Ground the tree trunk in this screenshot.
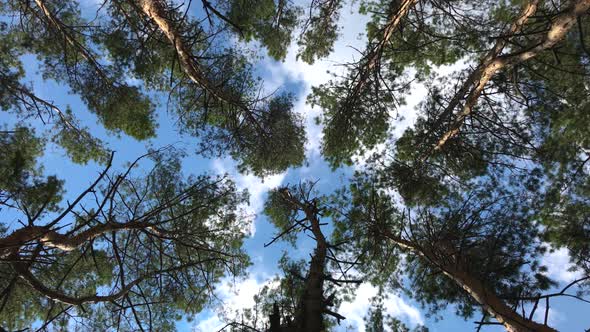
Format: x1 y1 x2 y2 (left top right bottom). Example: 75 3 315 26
295 203 328 332
346 0 418 100
137 0 237 104
135 0 265 131
444 267 556 332
380 229 557 332
428 0 590 156
0 222 153 256
279 191 331 332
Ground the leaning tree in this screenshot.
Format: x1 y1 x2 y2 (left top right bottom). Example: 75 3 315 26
0 136 251 330
308 0 590 330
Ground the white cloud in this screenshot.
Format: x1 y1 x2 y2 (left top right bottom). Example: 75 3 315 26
338 283 423 332
349 78 426 172
531 304 562 328
541 247 582 284
211 158 286 235
252 3 371 156
192 313 224 332
192 277 423 332
193 274 276 332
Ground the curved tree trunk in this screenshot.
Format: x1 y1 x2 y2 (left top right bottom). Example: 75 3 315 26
0 222 154 257
444 267 556 332
135 0 266 133
428 0 590 156
379 229 557 332
345 0 418 102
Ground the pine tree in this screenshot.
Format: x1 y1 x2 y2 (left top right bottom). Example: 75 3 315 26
0 143 250 330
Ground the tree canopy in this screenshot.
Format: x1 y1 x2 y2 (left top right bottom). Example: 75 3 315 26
1 0 590 331
307 0 590 330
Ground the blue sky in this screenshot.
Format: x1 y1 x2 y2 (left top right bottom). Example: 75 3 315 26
3 0 589 331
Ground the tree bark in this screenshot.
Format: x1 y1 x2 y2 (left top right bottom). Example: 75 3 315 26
33 0 109 82
11 255 211 306
443 267 556 332
0 222 152 255
281 192 328 332
135 0 266 132
379 229 557 332
346 0 418 100
427 0 590 156
137 0 241 105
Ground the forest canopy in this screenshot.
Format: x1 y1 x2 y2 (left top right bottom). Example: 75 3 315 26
1 0 589 331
